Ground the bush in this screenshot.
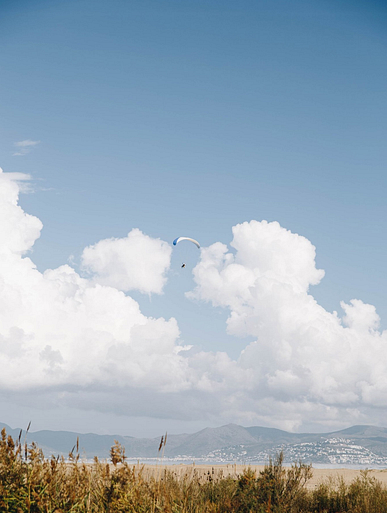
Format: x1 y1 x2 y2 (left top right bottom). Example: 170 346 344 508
230 452 312 512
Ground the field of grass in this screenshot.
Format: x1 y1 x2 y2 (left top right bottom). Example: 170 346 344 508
1 427 387 512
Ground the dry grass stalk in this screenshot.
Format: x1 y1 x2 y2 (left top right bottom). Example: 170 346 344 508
1 429 387 512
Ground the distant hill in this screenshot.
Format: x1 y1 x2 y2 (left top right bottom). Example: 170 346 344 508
2 422 387 465
0 422 134 459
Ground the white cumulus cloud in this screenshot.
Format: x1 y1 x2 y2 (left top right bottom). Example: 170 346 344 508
81 229 171 295
189 220 387 429
1 169 386 432
0 169 195 414
0 169 42 254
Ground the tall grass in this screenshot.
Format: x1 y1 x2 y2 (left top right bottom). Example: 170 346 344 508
1 427 387 512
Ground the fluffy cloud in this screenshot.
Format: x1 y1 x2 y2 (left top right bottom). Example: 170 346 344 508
190 220 387 428
81 229 171 294
0 170 42 254
1 168 386 431
0 170 192 405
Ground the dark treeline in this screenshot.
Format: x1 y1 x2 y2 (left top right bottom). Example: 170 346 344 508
1 428 387 512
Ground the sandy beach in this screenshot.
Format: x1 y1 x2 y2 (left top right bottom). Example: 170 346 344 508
136 464 387 490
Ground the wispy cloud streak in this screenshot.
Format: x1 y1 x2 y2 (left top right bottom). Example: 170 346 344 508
13 140 40 156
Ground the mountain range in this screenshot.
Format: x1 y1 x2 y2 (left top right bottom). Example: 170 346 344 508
2 422 387 466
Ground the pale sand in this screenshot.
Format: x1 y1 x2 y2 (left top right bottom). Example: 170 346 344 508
134 464 387 490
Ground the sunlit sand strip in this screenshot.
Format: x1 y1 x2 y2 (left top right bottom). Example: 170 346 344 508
130 464 387 489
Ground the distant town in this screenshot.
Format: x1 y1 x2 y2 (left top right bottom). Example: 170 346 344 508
3 422 387 467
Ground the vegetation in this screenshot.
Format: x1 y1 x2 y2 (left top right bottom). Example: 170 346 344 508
1 427 387 512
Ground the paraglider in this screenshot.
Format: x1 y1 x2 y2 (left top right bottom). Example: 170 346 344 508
172 237 200 249
173 237 200 269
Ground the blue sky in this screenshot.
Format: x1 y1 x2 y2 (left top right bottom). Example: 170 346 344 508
1 0 387 437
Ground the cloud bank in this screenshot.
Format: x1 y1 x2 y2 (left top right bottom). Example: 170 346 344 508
189 221 387 429
0 168 386 431
0 169 188 400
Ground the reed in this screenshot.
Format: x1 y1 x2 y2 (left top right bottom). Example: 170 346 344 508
1 427 387 512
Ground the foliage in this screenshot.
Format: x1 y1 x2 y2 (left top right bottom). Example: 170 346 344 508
1 428 387 512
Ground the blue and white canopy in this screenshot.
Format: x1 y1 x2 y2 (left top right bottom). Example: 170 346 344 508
173 237 200 249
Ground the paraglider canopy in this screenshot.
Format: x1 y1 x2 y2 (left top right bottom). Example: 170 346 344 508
173 237 200 249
